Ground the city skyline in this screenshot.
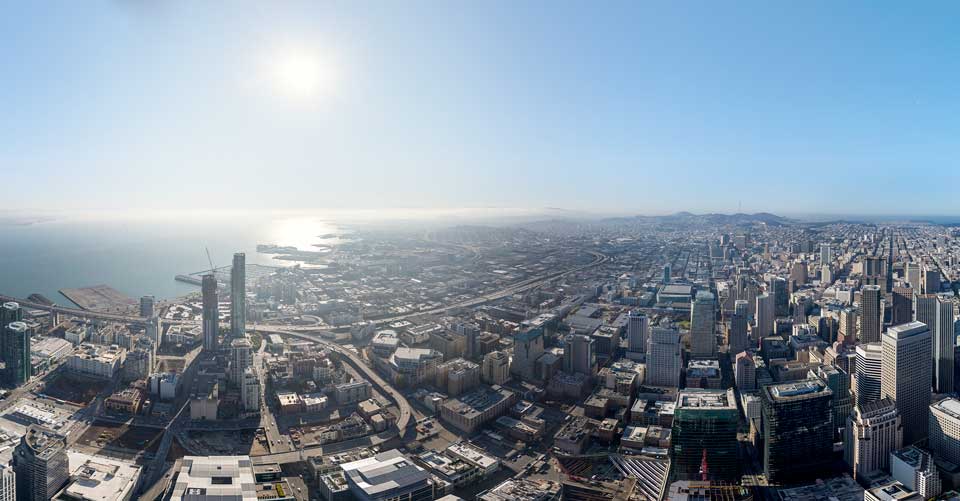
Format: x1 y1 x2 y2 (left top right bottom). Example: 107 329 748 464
4 2 960 214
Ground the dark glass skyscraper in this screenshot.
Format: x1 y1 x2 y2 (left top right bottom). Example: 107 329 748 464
202 274 219 352
0 303 29 387
671 388 739 481
761 379 834 484
230 252 246 339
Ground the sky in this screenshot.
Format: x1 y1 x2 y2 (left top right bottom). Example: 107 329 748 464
2 1 960 216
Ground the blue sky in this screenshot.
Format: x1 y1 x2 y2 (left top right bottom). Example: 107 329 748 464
2 1 959 215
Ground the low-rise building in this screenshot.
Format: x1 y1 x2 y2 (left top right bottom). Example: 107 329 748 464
440 386 516 434
66 344 125 379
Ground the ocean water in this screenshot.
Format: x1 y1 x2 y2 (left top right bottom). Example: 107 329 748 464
0 213 347 304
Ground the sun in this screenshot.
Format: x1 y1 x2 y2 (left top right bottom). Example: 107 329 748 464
271 49 335 99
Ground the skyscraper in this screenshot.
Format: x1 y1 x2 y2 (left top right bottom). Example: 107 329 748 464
855 342 883 407
882 321 932 445
510 328 544 381
201 274 219 352
562 334 596 377
734 351 756 391
860 285 883 343
821 243 832 265
646 326 681 387
0 302 21 331
930 397 960 465
761 379 834 484
230 252 246 339
816 364 853 440
905 262 921 291
139 295 155 318
728 300 749 355
769 277 788 317
230 337 253 385
0 464 14 501
2 321 31 387
923 266 941 295
914 295 955 394
839 307 858 345
845 397 902 482
690 291 716 358
663 265 671 285
671 389 739 481
891 287 913 327
13 426 69 501
755 292 775 341
627 310 649 354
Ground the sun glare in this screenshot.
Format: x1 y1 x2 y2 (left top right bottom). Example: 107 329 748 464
271 49 335 99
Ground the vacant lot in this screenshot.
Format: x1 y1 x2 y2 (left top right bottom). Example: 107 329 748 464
78 421 164 452
41 372 102 405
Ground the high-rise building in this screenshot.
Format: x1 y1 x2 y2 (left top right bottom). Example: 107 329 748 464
646 327 681 387
201 274 219 352
241 367 260 412
923 266 941 295
816 364 853 439
2 321 31 386
0 302 22 330
906 263 922 291
845 397 902 482
510 328 544 381
855 342 883 407
230 252 246 339
627 310 649 354
755 293 775 341
860 285 883 343
882 321 932 445
891 287 913 327
821 243 832 265
792 294 811 326
930 397 960 465
13 426 69 501
481 351 510 385
728 300 749 355
663 265 671 285
769 277 788 317
789 262 808 288
562 334 596 377
690 291 716 358
0 464 14 501
671 389 739 481
890 446 941 500
915 295 955 394
230 337 253 385
821 265 833 285
761 379 834 484
139 295 155 318
734 351 756 392
839 307 858 345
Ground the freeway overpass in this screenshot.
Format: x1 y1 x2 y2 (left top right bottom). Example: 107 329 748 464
0 294 151 326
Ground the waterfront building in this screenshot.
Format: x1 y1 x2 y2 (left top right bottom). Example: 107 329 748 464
2 321 31 386
201 274 219 352
231 252 246 339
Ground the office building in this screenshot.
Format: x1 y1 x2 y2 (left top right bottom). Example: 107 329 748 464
882 321 932 445
860 285 883 343
627 310 649 354
562 334 596 377
914 295 955 394
646 327 681 387
241 367 260 412
821 243 832 265
755 293 775 341
231 252 246 339
845 398 902 481
770 277 788 317
139 295 155 318
761 379 834 484
671 388 739 481
169 456 257 501
855 343 883 406
230 337 253 386
2 321 31 386
340 449 435 501
930 397 960 464
816 364 853 439
923 266 941 295
481 351 510 385
440 386 516 434
839 307 858 345
690 291 716 357
201 274 219 352
906 263 921 291
663 265 671 284
890 446 941 500
13 426 69 501
891 287 913 327
728 300 749 355
0 302 22 330
734 351 756 392
510 328 544 381
0 465 13 501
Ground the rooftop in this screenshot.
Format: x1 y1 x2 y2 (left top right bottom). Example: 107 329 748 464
170 456 257 501
677 388 736 410
341 449 431 498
